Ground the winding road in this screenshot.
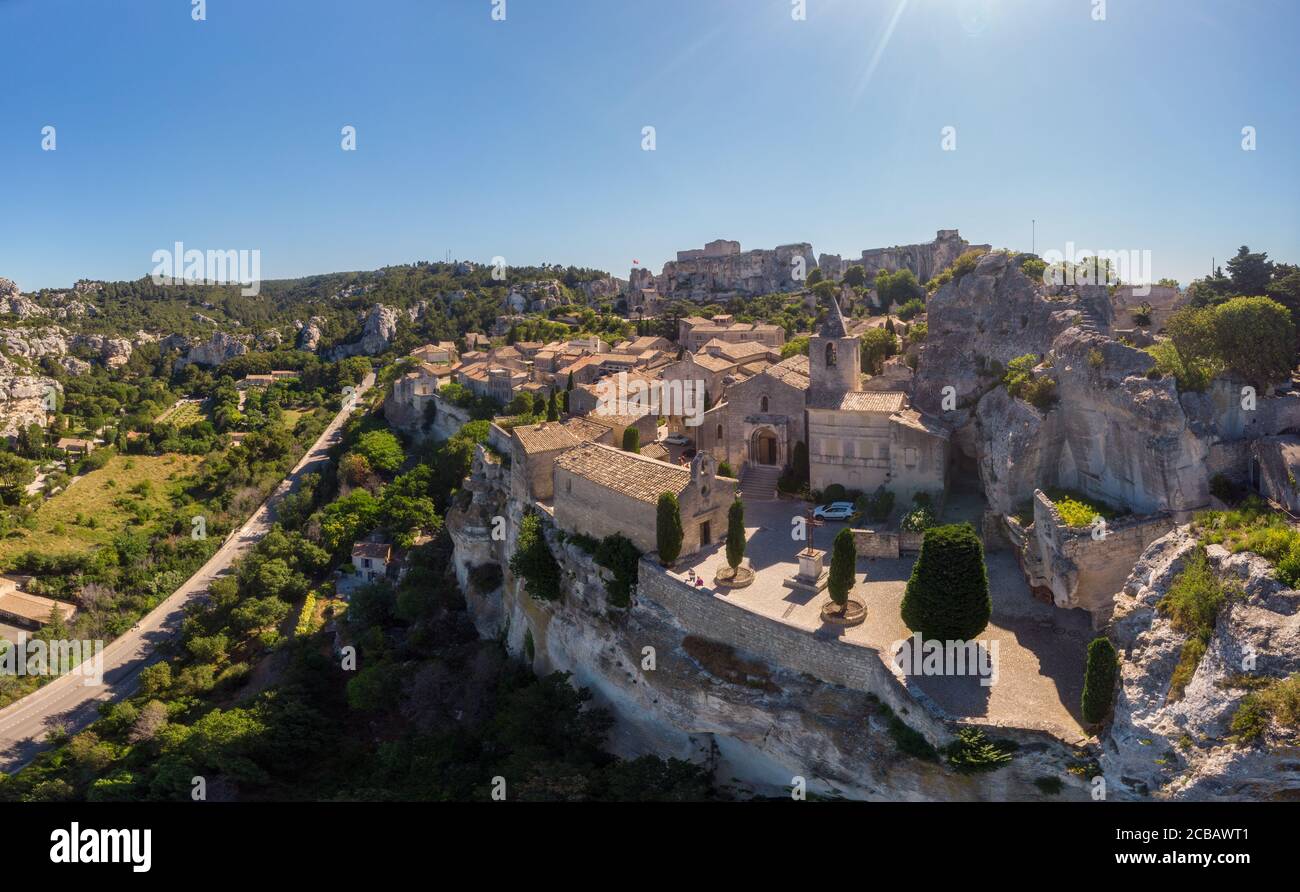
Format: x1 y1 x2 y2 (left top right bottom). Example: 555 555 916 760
0 373 374 774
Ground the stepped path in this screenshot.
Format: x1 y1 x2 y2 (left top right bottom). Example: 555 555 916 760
738 463 782 501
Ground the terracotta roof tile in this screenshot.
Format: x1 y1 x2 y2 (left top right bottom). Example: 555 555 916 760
555 442 690 504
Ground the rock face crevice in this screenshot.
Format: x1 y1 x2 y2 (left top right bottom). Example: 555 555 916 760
1103 528 1300 800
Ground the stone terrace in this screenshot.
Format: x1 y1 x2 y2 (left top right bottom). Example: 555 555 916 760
666 498 1092 743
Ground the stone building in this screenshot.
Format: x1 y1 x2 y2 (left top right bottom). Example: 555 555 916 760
710 354 810 471
509 418 613 502
553 444 735 556
804 299 949 499
818 229 990 285
678 315 786 352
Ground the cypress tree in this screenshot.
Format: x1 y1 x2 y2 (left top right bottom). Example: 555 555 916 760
827 527 857 610
1081 636 1119 725
656 492 683 566
546 391 558 421
900 523 991 641
622 427 640 453
725 498 745 574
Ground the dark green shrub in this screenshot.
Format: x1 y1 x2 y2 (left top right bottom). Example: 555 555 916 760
900 524 990 640
945 728 1017 774
1081 636 1119 725
656 492 683 566
509 513 562 602
725 499 745 574
827 528 856 609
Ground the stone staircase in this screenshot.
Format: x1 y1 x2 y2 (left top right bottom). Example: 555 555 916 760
1075 293 1110 335
738 464 782 501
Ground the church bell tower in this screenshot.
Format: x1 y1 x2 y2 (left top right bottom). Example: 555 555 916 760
809 292 860 406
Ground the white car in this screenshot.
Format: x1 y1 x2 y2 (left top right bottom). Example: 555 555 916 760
813 502 855 521
663 433 691 446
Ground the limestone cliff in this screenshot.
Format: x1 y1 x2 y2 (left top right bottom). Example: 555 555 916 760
914 251 1300 520
1103 528 1300 800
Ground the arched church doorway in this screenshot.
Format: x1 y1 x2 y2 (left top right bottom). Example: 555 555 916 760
751 429 778 466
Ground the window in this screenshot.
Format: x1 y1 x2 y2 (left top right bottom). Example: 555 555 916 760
716 423 723 441
905 447 918 467
761 395 769 413
825 342 837 367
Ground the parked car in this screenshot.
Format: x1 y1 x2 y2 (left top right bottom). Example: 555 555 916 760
663 433 691 446
813 501 855 521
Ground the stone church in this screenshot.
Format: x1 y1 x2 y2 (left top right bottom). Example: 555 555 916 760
714 295 950 504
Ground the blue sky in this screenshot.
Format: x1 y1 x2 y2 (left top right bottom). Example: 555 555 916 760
1 0 1296 291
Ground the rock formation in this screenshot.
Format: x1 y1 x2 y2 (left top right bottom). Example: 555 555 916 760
1103 528 1300 799
0 375 59 439
176 331 249 369
327 304 398 359
295 317 326 352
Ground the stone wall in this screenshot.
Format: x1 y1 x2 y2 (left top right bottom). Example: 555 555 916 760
637 560 951 746
1022 490 1174 628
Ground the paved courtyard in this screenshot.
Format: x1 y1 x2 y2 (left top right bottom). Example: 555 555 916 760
668 497 1092 743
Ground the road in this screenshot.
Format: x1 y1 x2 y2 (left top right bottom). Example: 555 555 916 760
0 373 374 773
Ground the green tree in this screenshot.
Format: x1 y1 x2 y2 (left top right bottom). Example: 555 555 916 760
622 426 640 453
1081 636 1119 725
827 527 857 612
725 498 745 575
843 265 867 289
1226 245 1273 295
900 523 991 641
353 430 405 474
546 391 559 422
656 492 683 566
860 328 898 375
1212 295 1296 386
509 513 562 601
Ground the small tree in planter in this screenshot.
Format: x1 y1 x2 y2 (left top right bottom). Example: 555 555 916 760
827 527 857 614
716 497 753 587
1081 636 1119 725
656 492 683 566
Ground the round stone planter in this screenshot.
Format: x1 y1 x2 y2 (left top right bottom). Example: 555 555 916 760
714 565 755 589
820 598 866 627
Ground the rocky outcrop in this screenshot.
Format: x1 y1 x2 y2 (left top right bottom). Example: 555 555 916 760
59 356 92 376
327 304 398 359
0 279 46 319
176 331 249 369
0 327 69 362
1103 528 1300 800
295 317 325 352
0 375 59 439
256 329 283 351
72 334 134 368
913 251 1294 521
